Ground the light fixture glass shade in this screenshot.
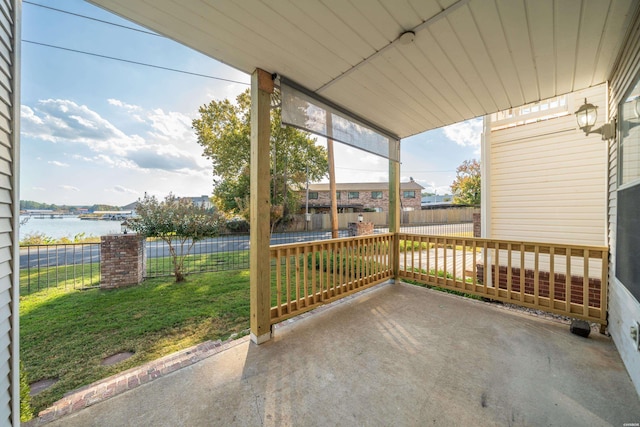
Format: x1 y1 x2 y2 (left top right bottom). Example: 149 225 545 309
635 97 640 119
575 98 598 130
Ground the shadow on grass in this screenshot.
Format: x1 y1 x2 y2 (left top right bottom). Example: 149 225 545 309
20 270 251 415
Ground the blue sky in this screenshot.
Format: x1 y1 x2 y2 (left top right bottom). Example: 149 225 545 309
21 0 481 206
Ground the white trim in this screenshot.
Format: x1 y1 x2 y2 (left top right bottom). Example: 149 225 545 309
10 1 21 424
481 115 490 238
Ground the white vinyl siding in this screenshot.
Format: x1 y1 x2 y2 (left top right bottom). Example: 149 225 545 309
0 0 17 424
607 6 640 398
488 85 608 246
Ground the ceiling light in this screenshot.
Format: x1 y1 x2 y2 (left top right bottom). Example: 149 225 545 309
399 31 415 45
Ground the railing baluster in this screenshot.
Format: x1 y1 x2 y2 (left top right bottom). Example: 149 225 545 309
549 246 555 310
565 249 571 313
583 249 589 317
276 249 282 318
519 245 525 303
506 243 512 300
295 247 300 309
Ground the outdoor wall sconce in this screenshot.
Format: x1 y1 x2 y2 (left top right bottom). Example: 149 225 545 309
121 221 129 234
574 98 616 140
357 213 364 223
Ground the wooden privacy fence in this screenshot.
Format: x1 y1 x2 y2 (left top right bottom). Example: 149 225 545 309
397 234 608 326
270 233 394 324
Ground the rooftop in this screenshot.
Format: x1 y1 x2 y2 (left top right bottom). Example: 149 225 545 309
307 181 425 192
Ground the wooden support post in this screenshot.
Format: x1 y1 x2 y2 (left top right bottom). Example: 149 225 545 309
250 68 273 344
389 139 401 280
327 114 339 239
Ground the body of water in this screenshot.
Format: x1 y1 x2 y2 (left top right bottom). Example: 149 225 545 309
19 216 124 241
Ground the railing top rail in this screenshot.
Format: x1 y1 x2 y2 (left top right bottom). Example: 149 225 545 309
269 232 394 252
20 242 101 248
397 233 609 253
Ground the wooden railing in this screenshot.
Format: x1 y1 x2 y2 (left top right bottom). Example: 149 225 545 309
397 234 608 326
270 233 394 324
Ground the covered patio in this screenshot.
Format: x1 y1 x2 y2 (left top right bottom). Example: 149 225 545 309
45 283 640 426
4 0 640 424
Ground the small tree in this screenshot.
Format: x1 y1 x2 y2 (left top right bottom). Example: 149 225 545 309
127 194 222 282
450 159 481 206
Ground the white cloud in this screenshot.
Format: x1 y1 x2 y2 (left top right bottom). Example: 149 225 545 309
21 99 144 155
48 160 69 167
443 118 483 147
59 185 80 192
31 186 45 191
21 99 211 175
107 98 141 112
147 109 194 141
111 185 137 194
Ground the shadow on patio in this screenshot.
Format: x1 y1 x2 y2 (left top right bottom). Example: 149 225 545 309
43 282 639 426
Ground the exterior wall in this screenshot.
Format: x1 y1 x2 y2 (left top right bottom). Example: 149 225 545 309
0 1 18 424
306 189 420 212
486 84 608 246
607 7 640 397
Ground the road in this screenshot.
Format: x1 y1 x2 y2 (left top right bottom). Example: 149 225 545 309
20 224 471 269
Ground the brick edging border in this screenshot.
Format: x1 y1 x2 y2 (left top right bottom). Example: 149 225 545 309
28 334 251 425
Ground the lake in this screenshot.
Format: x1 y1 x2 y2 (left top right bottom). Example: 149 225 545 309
19 217 124 240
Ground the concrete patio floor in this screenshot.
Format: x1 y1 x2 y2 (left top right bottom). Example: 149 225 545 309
47 282 640 426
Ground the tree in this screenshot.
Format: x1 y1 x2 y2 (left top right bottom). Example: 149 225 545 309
126 193 222 282
192 89 328 222
450 159 481 206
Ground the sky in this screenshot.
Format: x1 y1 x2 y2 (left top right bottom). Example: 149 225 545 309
20 0 481 207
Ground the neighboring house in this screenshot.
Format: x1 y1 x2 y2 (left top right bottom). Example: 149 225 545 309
300 180 424 213
184 195 212 210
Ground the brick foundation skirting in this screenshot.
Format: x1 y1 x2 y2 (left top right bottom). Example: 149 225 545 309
476 264 601 308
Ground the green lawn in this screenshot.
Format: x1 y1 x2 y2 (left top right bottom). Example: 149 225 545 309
20 269 251 415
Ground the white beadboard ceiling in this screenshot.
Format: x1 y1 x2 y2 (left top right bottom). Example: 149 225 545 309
89 0 639 139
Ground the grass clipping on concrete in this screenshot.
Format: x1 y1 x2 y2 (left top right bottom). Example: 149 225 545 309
20 270 251 415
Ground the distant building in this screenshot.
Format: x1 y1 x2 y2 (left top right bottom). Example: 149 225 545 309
299 180 424 213
185 195 212 210
421 194 453 207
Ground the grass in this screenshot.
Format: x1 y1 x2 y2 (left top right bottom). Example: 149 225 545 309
403 267 483 301
145 250 249 276
19 251 250 296
20 269 251 415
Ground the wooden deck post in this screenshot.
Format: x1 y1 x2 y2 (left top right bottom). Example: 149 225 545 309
389 139 401 280
250 68 273 344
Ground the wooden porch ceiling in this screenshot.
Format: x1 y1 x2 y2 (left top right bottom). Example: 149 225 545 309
88 0 639 139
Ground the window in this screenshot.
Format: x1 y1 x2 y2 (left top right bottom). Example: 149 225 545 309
308 192 318 199
619 81 640 186
616 72 640 302
348 192 359 199
336 191 341 199
403 190 416 198
371 191 382 199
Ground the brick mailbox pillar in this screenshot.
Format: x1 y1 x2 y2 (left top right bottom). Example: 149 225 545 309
100 234 146 289
348 222 374 236
473 213 481 238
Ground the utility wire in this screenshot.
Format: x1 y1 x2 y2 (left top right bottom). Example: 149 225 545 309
336 165 452 173
22 40 251 85
24 1 163 37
